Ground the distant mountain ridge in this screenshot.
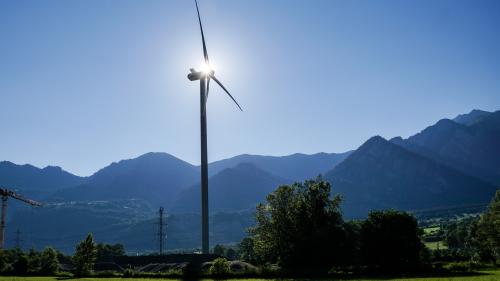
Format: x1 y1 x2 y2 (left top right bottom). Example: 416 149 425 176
325 136 497 217
1 109 498 216
51 152 199 208
391 110 500 185
453 109 491 126
207 152 351 181
0 161 84 199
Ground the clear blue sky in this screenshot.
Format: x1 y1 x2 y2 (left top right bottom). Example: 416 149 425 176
1 0 499 176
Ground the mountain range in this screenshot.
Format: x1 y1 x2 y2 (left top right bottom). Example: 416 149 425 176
326 136 496 217
0 162 84 199
392 110 500 185
50 152 199 208
1 109 498 252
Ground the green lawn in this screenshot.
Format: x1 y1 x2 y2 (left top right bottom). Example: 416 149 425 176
0 271 499 281
424 241 448 250
423 226 441 235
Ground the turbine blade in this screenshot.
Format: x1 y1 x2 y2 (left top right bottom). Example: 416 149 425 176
210 74 243 111
195 0 209 64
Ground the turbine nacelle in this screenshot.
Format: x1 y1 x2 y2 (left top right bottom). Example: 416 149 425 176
187 68 214 81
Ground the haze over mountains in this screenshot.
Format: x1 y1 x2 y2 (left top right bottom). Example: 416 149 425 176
1 109 498 252
208 152 351 180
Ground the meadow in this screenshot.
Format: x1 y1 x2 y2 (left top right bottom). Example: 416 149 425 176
0 271 499 281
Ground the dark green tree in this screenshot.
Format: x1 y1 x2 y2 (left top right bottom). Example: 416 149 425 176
250 178 347 270
40 247 59 275
238 237 255 263
27 248 41 273
13 253 28 275
442 191 500 263
444 217 479 253
225 248 238 260
0 250 6 273
96 243 125 260
360 210 425 272
0 248 21 274
213 244 226 256
73 233 97 276
477 190 500 263
341 220 362 267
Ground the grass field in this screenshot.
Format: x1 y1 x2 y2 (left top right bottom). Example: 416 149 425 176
423 226 441 235
424 241 448 250
0 271 499 281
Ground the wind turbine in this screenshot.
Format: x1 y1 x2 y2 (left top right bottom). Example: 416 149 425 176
187 0 242 254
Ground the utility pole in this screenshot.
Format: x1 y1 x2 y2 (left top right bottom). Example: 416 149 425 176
14 228 22 249
157 207 167 255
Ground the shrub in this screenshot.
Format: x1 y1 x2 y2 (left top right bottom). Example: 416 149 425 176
443 261 479 271
122 268 135 277
259 263 281 277
209 257 231 276
92 270 121 277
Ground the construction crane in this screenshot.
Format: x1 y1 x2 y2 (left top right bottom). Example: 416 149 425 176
0 187 42 249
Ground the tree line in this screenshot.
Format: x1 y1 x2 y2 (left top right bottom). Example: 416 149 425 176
0 237 125 276
0 177 498 276
235 178 500 274
435 190 500 264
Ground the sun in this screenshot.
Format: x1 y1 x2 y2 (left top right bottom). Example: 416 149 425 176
199 62 214 74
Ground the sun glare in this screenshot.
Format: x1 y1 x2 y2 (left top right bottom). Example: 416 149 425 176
199 62 214 74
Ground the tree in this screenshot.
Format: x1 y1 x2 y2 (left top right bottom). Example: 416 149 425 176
0 250 7 273
238 237 255 263
96 243 125 260
477 190 500 263
444 217 480 253
442 191 500 263
360 210 425 272
12 253 28 275
250 178 347 270
341 220 362 267
40 247 59 275
213 244 226 256
225 248 238 260
27 248 41 273
1 248 22 274
73 233 97 276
